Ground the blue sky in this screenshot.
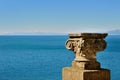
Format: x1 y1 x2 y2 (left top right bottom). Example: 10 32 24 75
0 0 120 34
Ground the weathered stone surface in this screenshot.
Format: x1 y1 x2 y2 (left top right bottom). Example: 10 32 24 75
66 33 107 61
72 61 100 70
63 67 110 80
63 33 110 80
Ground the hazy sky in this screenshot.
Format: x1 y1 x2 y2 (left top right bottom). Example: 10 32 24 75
0 0 120 34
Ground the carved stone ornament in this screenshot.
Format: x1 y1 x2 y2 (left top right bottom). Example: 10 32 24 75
66 33 107 61
63 33 110 80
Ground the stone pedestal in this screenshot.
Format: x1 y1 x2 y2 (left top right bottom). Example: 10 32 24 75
62 33 110 80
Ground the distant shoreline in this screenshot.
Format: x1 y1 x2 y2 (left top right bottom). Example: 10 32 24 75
0 34 120 36
0 34 68 36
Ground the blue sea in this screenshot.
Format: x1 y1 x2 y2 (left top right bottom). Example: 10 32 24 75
0 35 119 80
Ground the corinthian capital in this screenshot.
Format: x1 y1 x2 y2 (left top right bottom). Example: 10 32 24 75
66 33 108 61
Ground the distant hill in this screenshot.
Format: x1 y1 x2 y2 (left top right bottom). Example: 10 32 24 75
2 32 67 36
108 30 120 35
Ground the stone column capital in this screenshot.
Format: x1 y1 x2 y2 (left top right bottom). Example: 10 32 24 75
66 33 108 61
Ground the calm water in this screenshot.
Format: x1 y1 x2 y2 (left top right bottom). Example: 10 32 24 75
0 35 119 80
